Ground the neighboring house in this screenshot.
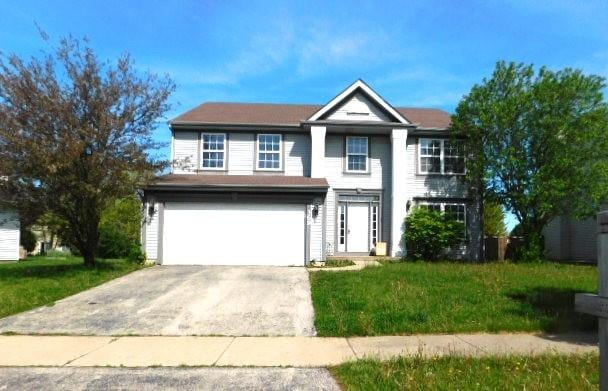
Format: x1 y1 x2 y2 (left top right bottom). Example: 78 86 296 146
544 216 597 262
142 80 480 266
0 210 20 261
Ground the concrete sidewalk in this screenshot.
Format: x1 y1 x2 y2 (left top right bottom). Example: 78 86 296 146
0 333 597 367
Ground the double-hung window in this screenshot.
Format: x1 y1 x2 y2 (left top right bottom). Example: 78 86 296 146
419 138 465 175
257 134 282 170
201 133 226 170
346 136 368 172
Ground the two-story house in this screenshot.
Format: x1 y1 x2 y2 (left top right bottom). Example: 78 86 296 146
142 80 480 265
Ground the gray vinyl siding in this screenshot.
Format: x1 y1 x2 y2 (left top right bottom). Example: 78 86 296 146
324 134 391 254
0 211 20 261
144 202 159 261
544 216 597 261
173 131 310 176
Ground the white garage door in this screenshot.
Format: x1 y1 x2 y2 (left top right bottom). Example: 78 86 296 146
162 202 305 266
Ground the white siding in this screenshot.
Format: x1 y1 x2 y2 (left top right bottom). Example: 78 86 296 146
284 133 311 177
227 132 254 174
0 211 20 261
172 131 198 173
144 202 159 261
309 203 323 261
172 131 311 177
324 135 391 254
326 92 391 122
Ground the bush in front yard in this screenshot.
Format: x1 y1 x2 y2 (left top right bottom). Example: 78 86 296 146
404 207 464 261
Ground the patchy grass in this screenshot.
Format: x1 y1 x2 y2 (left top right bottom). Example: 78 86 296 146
332 354 599 390
324 259 356 268
310 261 597 336
0 256 143 318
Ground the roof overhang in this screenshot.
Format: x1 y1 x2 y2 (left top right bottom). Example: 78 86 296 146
143 174 329 195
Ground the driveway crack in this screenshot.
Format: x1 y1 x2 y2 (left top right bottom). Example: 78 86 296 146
62 337 119 366
212 337 236 366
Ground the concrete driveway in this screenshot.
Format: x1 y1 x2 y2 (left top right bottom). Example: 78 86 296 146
0 266 316 336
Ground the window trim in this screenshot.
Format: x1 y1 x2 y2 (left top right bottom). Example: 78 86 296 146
200 132 227 171
418 138 465 176
256 133 283 171
345 136 370 174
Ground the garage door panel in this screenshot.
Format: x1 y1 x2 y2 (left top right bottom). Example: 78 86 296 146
162 203 305 266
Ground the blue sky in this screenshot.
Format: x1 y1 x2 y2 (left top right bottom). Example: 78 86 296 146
1 0 607 229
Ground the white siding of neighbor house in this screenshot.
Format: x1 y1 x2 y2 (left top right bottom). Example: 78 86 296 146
0 211 20 261
544 216 597 261
324 134 391 255
173 131 311 176
326 92 391 122
144 203 159 261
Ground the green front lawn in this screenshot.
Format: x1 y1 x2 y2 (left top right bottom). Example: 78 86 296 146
310 261 597 336
0 256 143 319
332 354 599 390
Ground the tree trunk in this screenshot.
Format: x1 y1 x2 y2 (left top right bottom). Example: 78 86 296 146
82 247 96 267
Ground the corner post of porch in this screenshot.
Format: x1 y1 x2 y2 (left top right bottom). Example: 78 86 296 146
310 125 326 178
390 128 408 257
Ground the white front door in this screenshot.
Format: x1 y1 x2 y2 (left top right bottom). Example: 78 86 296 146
347 203 370 252
162 202 305 266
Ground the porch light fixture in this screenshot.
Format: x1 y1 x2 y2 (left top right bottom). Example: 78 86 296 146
312 204 319 218
406 200 412 212
148 205 155 217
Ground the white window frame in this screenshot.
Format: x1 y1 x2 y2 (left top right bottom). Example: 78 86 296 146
418 138 465 175
201 133 226 170
345 136 369 173
256 133 282 171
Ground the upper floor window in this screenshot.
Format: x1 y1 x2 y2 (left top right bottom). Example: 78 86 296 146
346 136 368 172
201 133 226 170
257 134 282 170
419 138 465 175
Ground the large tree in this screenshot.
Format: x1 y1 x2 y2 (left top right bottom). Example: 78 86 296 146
0 36 174 265
452 61 608 258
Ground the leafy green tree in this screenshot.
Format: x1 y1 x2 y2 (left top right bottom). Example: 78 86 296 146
405 207 464 261
483 201 507 237
0 35 174 266
452 61 608 259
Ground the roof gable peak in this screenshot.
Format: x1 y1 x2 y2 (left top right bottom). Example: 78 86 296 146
307 79 410 124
